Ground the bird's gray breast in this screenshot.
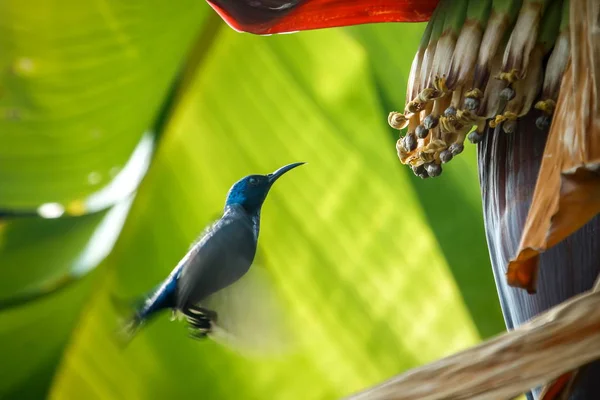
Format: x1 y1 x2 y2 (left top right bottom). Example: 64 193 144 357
175 211 257 309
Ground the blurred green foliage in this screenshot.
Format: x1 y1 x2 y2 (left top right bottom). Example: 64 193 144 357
0 1 504 399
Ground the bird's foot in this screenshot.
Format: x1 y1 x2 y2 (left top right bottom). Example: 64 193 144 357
183 306 218 340
188 306 218 322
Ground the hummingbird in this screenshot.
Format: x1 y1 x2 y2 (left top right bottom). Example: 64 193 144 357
119 162 305 345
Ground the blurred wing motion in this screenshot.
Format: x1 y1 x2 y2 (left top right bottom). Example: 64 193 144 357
197 263 295 357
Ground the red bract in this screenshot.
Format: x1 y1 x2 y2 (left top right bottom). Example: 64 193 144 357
206 0 438 35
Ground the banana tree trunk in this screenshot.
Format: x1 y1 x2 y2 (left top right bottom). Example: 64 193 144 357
478 113 600 399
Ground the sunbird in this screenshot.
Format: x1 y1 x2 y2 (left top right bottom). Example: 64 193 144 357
120 162 304 346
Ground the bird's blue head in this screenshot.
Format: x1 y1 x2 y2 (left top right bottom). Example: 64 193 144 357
225 162 305 213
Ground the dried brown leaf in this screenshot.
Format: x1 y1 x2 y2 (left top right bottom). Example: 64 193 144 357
506 0 600 293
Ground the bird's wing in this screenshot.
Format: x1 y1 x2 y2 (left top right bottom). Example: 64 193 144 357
199 263 295 357
176 214 256 309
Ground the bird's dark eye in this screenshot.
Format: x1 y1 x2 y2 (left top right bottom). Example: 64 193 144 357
248 177 258 185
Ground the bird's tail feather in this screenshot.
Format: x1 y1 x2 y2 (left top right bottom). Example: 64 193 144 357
110 293 146 348
115 314 144 348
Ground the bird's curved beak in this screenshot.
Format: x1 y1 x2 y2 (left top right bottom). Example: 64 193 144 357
268 162 305 184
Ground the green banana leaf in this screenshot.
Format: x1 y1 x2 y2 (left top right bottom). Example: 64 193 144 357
0 2 504 399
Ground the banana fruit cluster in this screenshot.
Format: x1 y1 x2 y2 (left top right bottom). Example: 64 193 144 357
390 0 570 178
